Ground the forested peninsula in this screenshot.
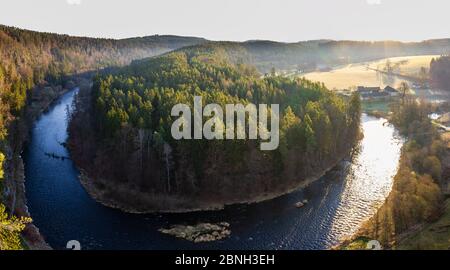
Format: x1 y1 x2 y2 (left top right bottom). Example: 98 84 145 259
68 45 362 212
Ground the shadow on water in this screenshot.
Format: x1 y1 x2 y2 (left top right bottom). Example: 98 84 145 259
24 89 403 250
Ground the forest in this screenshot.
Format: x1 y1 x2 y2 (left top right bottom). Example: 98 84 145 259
68 45 362 212
430 55 450 91
0 25 204 249
0 24 205 138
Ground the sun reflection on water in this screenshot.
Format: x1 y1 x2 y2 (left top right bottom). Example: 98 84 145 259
325 115 403 243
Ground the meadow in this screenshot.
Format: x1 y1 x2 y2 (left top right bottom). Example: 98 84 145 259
299 55 439 90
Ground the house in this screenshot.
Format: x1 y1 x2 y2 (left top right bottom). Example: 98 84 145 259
369 91 389 99
357 86 395 100
384 86 399 97
357 86 382 100
357 86 381 94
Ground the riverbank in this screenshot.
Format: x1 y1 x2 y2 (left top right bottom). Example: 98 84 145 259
395 131 450 249
338 101 449 250
2 76 92 249
77 149 354 214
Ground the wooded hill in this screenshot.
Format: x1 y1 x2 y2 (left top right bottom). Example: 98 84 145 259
68 45 362 212
0 24 205 249
168 39 450 73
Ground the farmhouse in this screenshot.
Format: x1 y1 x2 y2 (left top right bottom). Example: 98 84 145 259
384 86 399 97
357 85 399 100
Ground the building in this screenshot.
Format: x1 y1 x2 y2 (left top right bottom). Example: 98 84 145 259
357 86 398 100
357 86 381 94
383 86 399 97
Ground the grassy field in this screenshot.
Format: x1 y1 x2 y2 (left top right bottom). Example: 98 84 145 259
397 199 450 250
338 236 374 250
340 200 450 250
299 55 439 90
362 100 393 113
367 55 440 75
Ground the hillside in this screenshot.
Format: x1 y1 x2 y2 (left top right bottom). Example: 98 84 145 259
0 24 206 144
0 25 205 249
68 46 362 212
175 39 450 73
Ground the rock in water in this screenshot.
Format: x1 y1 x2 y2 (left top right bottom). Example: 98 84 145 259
295 201 305 208
159 222 231 242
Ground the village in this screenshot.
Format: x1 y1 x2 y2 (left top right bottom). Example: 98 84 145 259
336 85 401 100
355 85 400 100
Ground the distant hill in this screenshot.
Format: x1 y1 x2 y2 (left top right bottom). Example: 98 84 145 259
178 39 450 73
0 24 207 73
2 24 449 147
0 24 206 136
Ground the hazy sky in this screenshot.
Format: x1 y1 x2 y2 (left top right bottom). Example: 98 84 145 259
1 0 449 42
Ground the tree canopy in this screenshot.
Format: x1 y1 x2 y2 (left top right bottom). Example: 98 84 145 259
69 46 362 210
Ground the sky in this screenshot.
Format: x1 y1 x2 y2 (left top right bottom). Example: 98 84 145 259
0 0 449 42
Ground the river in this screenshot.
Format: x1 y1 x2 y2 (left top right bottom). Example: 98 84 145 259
24 88 403 250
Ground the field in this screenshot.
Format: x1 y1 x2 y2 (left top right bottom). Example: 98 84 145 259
397 199 450 250
362 100 393 113
367 55 440 75
298 55 440 90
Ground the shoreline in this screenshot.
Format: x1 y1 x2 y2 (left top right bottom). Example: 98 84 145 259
337 122 449 250
76 149 352 214
3 77 92 250
4 87 72 250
